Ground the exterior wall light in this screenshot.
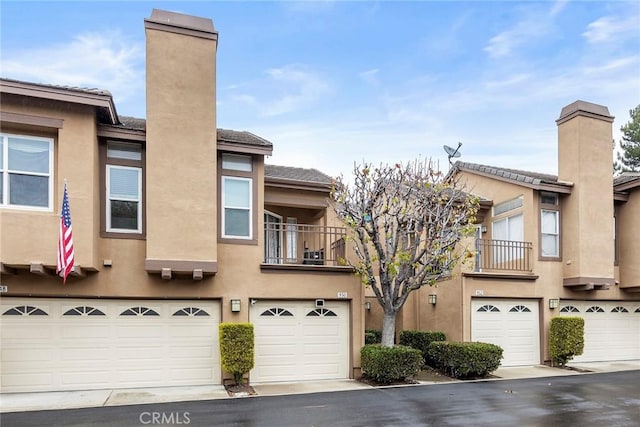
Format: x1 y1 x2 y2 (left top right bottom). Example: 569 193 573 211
549 298 559 309
365 302 371 311
428 294 437 305
230 299 241 313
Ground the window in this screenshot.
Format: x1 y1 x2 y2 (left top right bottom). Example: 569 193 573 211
104 141 143 235
264 212 282 263
541 210 559 257
219 152 256 242
307 308 337 317
0 133 53 209
493 213 523 241
493 196 523 216
222 153 252 172
107 165 142 232
260 307 293 316
222 176 252 239
493 213 524 261
477 304 500 312
540 192 560 258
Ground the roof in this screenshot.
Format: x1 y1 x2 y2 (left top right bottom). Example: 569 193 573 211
1 77 118 124
450 161 573 193
614 172 640 192
265 165 333 186
217 128 273 149
102 117 273 154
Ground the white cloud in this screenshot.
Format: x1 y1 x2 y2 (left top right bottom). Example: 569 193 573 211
549 0 569 18
1 31 144 106
582 15 640 44
484 8 554 58
226 65 331 117
359 68 380 87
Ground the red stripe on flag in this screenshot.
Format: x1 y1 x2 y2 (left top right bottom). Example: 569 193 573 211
56 183 74 283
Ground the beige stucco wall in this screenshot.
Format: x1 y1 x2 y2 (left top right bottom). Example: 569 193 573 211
617 190 640 288
557 113 614 281
145 24 218 263
1 96 101 271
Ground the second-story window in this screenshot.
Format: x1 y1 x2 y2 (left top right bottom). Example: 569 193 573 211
0 133 53 210
492 196 524 262
221 153 253 240
540 192 560 258
105 142 143 234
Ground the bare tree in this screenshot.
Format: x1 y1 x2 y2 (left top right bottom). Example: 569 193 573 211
332 160 479 346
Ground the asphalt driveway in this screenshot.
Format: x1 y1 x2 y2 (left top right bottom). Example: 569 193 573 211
3 371 639 427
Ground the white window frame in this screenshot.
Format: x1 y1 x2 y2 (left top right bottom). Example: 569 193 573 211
264 211 283 264
221 176 253 239
0 133 54 211
106 165 142 233
541 209 560 257
222 153 252 172
492 213 524 262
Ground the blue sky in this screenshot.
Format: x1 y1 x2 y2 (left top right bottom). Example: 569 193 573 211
2 1 639 178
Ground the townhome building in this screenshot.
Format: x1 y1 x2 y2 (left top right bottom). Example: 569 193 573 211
0 9 364 393
366 100 640 367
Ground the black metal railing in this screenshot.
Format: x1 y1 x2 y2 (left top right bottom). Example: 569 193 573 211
475 239 533 272
264 222 346 266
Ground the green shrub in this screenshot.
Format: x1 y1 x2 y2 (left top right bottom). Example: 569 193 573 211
549 316 584 366
429 341 503 379
360 344 422 384
219 323 254 385
399 330 446 366
365 329 382 344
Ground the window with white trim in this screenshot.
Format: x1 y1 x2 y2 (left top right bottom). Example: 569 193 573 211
222 176 252 239
492 213 524 261
105 141 143 234
540 192 560 258
0 133 53 209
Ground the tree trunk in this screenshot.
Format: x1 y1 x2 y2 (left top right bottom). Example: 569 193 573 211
381 311 396 347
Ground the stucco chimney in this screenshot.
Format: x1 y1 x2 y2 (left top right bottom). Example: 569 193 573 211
556 100 615 287
144 10 218 270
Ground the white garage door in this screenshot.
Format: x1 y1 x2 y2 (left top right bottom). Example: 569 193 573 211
0 298 220 393
471 299 540 367
559 301 640 363
250 300 349 383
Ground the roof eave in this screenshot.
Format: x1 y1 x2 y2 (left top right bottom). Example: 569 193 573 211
455 166 573 194
217 140 273 156
265 176 332 192
0 79 118 125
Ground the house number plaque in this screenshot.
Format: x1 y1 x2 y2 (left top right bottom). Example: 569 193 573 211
337 292 348 299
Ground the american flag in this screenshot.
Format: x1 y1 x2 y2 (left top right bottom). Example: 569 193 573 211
56 182 74 283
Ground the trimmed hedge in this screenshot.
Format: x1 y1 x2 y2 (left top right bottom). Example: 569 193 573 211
361 344 423 384
219 323 254 385
429 341 503 379
399 330 446 366
549 316 584 366
365 329 382 344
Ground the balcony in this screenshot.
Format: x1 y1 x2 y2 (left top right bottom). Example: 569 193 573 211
263 222 348 269
474 239 533 273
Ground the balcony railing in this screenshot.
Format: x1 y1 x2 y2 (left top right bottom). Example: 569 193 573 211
475 239 533 272
264 222 347 266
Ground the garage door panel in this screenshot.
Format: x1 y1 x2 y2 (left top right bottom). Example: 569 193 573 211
303 343 340 355
62 371 111 387
2 372 54 388
559 301 640 362
472 299 540 367
0 298 221 392
251 300 349 383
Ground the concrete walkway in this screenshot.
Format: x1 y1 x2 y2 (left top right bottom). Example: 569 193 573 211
2 360 638 413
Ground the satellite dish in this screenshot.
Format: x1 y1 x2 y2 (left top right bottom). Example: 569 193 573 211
443 142 462 165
